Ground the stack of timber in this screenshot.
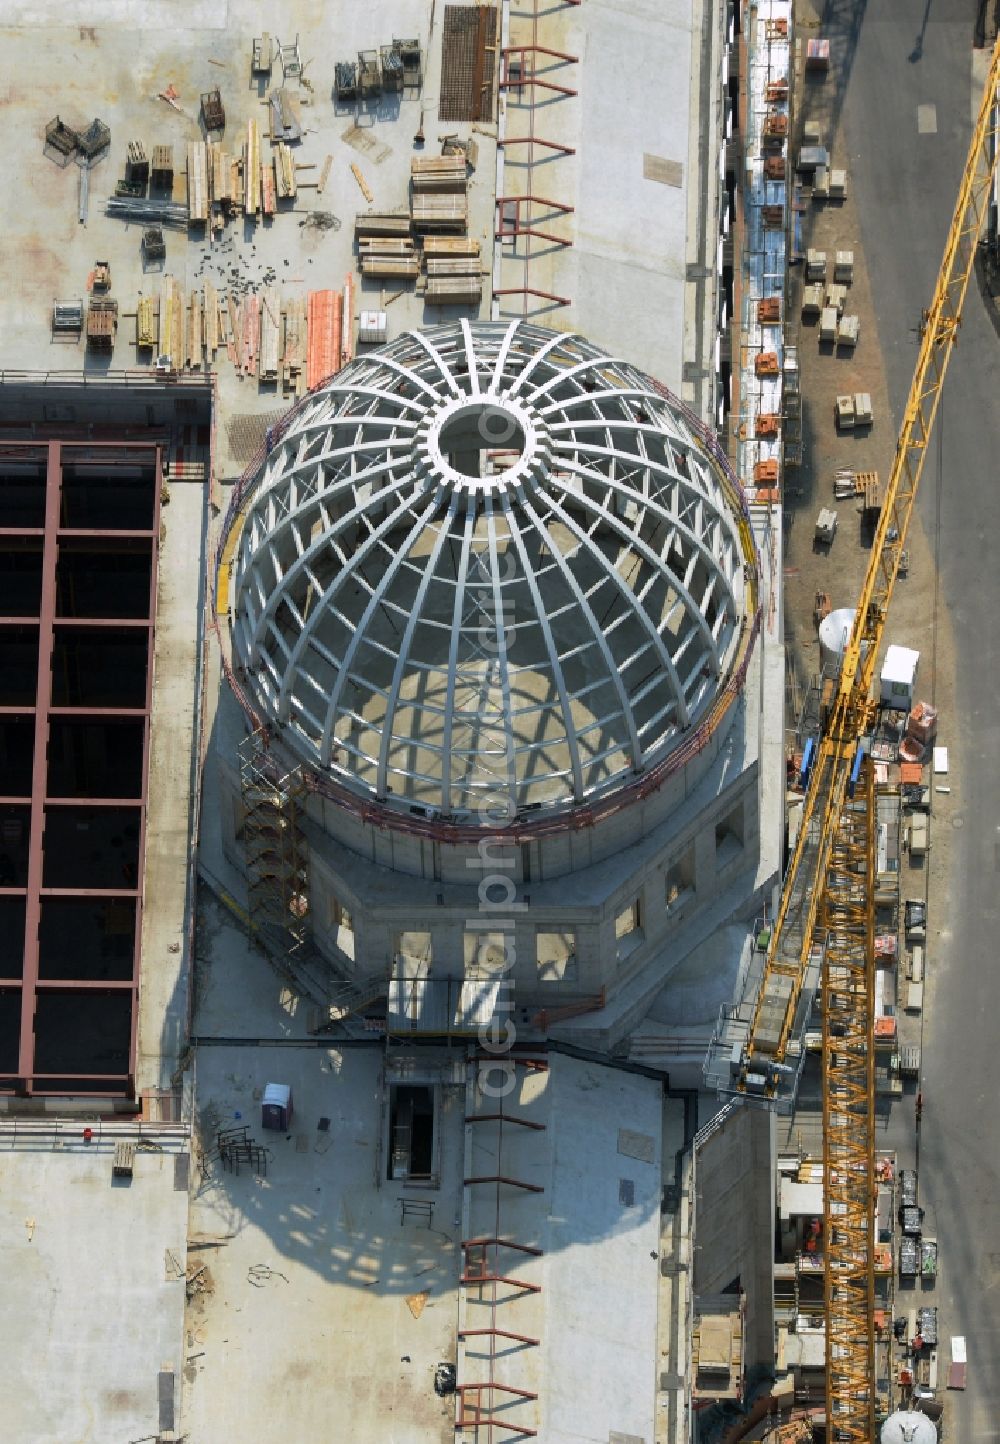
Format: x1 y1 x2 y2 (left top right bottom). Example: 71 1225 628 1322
425 276 482 305
422 236 480 258
411 192 468 232
273 142 297 200
210 143 232 207
136 294 158 349
410 155 468 193
244 120 262 215
282 296 307 393
358 236 419 280
342 273 353 364
260 160 277 217
158 277 185 368
186 141 209 223
241 292 261 376
259 287 281 380
355 210 412 240
204 281 221 359
425 257 481 279
186 289 203 369
361 254 420 279
307 289 342 389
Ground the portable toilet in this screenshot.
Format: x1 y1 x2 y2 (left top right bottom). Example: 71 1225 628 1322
262 1082 293 1131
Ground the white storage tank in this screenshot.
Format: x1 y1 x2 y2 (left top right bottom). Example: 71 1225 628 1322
881 1410 937 1444
819 606 857 671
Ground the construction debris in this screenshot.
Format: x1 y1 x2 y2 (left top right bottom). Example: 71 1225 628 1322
268 88 303 144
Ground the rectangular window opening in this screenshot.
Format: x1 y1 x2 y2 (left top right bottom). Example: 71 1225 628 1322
665 846 696 915
328 891 356 962
537 928 577 983
615 897 644 963
464 929 509 980
715 800 745 869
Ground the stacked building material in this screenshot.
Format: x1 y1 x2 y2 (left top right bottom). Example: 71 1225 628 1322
282 296 307 392
307 290 341 389
360 254 420 279
342 274 354 364
259 287 282 380
425 257 480 279
261 161 277 216
245 120 262 215
136 295 158 348
358 235 419 280
210 143 232 206
410 155 468 193
355 210 413 239
187 141 209 223
411 192 468 232
186 290 203 368
106 196 188 229
425 276 482 305
273 142 297 199
422 236 480 257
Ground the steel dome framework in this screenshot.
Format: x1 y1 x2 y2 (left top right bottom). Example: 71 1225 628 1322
232 320 753 823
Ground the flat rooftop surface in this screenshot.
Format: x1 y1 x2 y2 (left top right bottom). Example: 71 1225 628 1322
0 1134 189 1444
185 1042 463 1443
0 1 497 477
496 0 711 401
460 1053 663 1441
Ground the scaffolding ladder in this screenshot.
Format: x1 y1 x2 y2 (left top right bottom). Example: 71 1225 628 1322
239 728 314 980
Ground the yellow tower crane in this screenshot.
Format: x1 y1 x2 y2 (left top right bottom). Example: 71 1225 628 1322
729 38 1000 1444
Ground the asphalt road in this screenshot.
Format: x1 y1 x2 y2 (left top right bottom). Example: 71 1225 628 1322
833 2 1000 1436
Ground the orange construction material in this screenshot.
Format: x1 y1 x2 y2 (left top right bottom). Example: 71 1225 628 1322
307 290 341 389
899 761 923 785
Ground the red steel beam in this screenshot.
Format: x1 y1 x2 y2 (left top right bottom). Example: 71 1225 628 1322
458 1328 541 1346
17 440 62 1084
464 1175 545 1193
465 1112 546 1129
492 288 572 307
459 1273 543 1291
498 135 576 155
129 441 162 1088
463 1237 544 1256
3 438 161 1095
503 43 578 63
496 193 574 214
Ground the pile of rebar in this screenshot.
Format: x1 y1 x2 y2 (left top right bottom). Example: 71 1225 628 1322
105 196 189 229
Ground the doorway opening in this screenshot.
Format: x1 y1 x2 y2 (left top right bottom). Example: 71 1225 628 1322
388 1083 437 1181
